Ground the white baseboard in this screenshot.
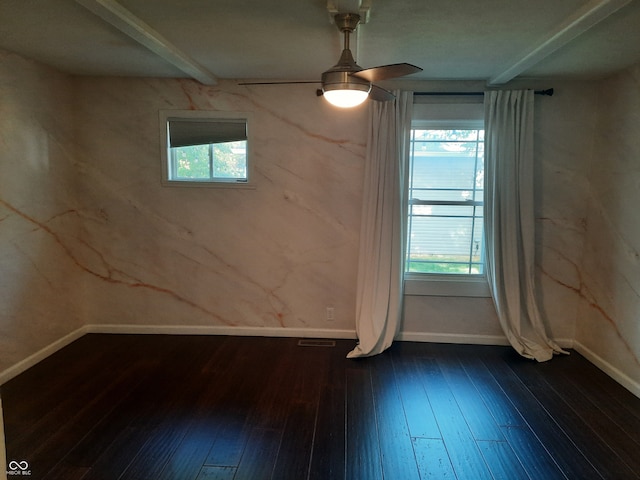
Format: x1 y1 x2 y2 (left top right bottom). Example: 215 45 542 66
555 338 575 349
85 323 359 340
397 331 511 345
573 341 640 399
0 326 89 386
397 332 575 350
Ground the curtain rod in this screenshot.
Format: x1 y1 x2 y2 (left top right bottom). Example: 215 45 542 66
414 88 554 97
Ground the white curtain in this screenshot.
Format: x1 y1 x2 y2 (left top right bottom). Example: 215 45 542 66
347 92 413 358
484 90 567 362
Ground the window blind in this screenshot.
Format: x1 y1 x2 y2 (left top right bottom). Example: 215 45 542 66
168 119 247 148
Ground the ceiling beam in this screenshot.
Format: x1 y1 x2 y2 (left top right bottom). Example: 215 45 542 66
489 0 634 85
75 0 217 85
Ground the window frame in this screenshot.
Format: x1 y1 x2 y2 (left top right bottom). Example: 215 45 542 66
159 110 255 189
405 101 490 297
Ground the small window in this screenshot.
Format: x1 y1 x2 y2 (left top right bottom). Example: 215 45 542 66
160 111 253 187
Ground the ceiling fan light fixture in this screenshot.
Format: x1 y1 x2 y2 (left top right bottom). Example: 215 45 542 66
241 12 421 108
322 82 370 108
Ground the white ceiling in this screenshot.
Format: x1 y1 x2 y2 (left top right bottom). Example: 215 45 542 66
1 0 639 86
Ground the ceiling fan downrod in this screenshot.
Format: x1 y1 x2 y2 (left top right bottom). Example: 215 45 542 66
321 12 370 103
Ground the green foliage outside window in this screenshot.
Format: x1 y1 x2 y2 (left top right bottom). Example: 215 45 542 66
172 141 247 180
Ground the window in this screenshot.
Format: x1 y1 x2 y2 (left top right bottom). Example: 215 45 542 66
406 127 485 274
160 111 253 187
405 101 489 297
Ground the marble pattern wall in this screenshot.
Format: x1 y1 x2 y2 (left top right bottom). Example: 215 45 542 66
71 77 367 333
577 64 640 387
0 51 84 373
534 82 599 342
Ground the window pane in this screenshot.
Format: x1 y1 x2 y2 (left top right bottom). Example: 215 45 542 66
212 141 247 179
172 144 211 179
413 129 479 141
410 155 479 190
408 216 480 255
170 141 248 181
411 204 479 217
407 127 484 275
410 189 482 202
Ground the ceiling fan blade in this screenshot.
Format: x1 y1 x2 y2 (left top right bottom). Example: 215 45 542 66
352 63 423 82
369 84 395 102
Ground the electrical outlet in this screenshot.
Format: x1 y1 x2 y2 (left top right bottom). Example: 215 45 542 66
326 306 335 321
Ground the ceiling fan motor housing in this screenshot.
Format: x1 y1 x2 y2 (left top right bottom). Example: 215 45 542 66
321 69 371 96
322 49 370 93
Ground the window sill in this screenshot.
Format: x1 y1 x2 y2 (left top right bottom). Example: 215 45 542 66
404 274 491 297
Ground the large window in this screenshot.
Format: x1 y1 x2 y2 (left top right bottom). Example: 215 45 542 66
406 127 485 275
404 99 490 297
160 111 253 188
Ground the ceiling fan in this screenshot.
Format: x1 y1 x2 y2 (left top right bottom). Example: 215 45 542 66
242 12 422 108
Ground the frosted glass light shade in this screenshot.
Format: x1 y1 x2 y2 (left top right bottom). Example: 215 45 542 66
323 89 368 107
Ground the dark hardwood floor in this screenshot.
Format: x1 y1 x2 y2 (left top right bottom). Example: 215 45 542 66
2 334 640 479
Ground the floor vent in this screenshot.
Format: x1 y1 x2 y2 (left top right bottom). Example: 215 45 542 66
297 339 336 347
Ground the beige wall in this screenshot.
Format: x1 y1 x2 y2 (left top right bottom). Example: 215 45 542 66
534 81 599 342
576 65 640 388
0 51 84 375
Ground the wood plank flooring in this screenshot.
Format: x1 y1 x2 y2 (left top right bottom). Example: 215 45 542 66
2 334 640 479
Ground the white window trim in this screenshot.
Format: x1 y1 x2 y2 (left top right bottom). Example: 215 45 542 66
159 110 255 189
404 273 491 297
406 101 490 297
